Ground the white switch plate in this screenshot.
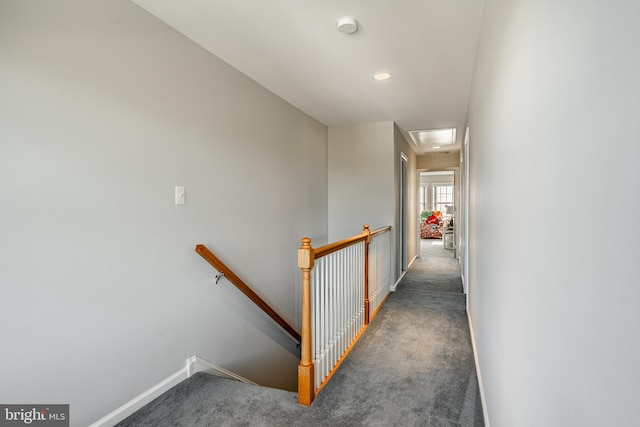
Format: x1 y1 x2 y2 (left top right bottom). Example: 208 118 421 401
175 186 185 205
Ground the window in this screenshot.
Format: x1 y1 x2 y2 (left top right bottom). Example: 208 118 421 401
433 184 453 212
419 185 427 213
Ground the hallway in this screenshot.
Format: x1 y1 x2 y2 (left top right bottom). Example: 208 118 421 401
118 242 483 426
310 239 484 425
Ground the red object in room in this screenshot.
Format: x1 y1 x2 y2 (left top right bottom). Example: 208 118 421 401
426 215 439 225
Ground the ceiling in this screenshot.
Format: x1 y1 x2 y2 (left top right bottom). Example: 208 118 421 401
131 0 485 154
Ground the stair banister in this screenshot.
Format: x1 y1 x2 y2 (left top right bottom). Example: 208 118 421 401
363 224 371 325
195 244 301 344
297 224 392 406
297 238 315 406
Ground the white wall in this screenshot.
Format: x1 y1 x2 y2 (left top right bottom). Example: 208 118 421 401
328 121 410 283
394 125 418 272
328 122 395 240
0 1 327 425
466 1 640 426
419 171 455 213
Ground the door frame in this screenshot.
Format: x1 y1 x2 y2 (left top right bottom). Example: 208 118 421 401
400 152 409 273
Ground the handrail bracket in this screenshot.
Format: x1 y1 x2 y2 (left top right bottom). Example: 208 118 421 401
195 243 302 344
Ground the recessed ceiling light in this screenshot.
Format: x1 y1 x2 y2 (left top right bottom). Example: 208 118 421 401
372 72 391 81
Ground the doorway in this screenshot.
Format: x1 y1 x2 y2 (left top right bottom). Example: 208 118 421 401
419 170 456 259
461 127 470 298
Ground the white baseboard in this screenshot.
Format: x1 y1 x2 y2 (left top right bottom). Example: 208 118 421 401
389 255 418 292
390 254 415 291
89 356 252 427
187 356 256 385
89 366 188 427
390 270 406 291
461 275 469 312
467 316 490 427
407 254 418 268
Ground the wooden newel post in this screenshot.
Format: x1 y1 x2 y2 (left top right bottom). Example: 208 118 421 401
298 237 315 405
363 224 371 325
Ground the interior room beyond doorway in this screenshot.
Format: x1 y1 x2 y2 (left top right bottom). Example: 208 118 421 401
419 170 455 258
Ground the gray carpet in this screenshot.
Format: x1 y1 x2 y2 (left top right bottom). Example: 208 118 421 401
117 248 484 426
420 237 455 260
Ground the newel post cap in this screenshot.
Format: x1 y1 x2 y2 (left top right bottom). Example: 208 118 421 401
298 237 315 269
363 224 371 242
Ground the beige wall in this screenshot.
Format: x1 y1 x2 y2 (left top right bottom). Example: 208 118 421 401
417 151 460 169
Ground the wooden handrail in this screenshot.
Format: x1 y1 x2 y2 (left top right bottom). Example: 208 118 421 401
313 233 367 259
371 225 392 237
363 225 371 326
313 225 391 260
195 244 301 343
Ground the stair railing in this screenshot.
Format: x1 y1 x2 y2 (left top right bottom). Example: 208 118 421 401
297 224 392 405
367 226 393 320
195 244 301 344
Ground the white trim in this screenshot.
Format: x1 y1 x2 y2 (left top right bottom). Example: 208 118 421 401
400 152 409 272
390 267 408 292
407 253 417 269
89 356 254 427
467 315 490 427
462 126 470 301
460 269 469 312
187 355 257 385
391 253 416 291
89 367 188 427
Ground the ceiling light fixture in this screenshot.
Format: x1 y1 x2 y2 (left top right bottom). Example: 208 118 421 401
336 16 358 34
372 72 391 81
408 128 457 149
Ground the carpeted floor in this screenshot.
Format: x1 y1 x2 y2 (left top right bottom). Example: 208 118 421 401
420 237 454 259
117 242 484 426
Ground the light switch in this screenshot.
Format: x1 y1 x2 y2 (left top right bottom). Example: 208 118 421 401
175 186 185 205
